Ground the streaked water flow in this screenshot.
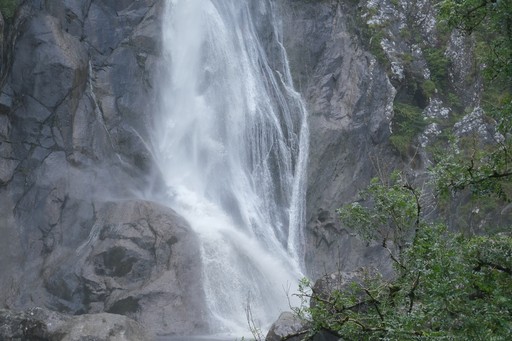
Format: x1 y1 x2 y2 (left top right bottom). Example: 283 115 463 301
155 0 309 334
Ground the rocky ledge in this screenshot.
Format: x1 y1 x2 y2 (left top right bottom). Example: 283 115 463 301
0 307 150 341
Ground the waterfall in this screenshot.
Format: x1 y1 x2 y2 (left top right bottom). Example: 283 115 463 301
155 0 309 335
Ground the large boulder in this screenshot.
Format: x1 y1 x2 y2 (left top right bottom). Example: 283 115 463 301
76 200 208 335
265 311 340 341
15 199 208 336
266 312 309 341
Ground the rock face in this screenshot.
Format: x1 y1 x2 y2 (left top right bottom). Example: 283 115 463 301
0 0 207 335
0 307 151 341
42 200 206 334
278 0 483 280
0 308 49 340
0 0 399 333
279 0 397 279
266 312 309 341
0 0 482 336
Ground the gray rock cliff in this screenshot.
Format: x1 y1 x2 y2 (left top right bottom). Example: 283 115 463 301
279 0 397 279
0 0 402 329
0 0 486 336
0 0 207 335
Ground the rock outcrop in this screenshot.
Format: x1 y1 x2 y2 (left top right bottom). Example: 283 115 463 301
0 0 207 335
280 0 397 279
266 312 309 341
280 0 481 280
0 307 151 341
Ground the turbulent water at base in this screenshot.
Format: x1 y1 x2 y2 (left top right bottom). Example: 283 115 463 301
155 0 309 335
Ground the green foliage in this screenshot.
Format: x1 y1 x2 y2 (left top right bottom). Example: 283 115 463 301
423 47 450 91
389 102 428 156
401 52 414 65
439 0 512 87
432 116 512 203
420 79 436 98
431 0 512 200
404 228 512 340
0 0 18 20
365 25 390 69
353 4 391 71
446 91 461 109
295 176 512 340
291 1 512 340
338 172 420 256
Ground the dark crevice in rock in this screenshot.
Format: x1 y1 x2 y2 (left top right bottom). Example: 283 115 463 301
107 296 140 315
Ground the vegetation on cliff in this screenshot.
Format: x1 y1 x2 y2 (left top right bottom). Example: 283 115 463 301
291 0 512 339
295 172 512 339
0 0 18 20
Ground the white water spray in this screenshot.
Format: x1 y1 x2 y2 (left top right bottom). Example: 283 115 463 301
155 0 309 334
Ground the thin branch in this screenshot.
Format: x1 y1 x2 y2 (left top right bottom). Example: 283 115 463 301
245 292 264 341
344 300 373 312
403 183 421 235
407 273 421 313
298 292 331 306
464 0 490 18
347 318 425 336
303 290 373 313
363 288 384 321
475 260 512 275
451 169 512 190
456 0 491 32
346 318 387 333
383 242 407 270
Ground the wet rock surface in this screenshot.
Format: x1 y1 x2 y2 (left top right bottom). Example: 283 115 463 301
0 307 151 341
0 0 399 334
266 312 309 341
0 0 207 335
0 308 50 340
280 0 396 279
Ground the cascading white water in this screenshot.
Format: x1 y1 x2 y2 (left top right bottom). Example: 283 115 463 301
155 0 309 335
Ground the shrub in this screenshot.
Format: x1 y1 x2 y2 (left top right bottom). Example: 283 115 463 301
421 79 436 98
390 102 428 156
0 0 19 20
423 48 450 90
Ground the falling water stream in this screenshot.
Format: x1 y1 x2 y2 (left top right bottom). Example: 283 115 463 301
155 0 309 335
